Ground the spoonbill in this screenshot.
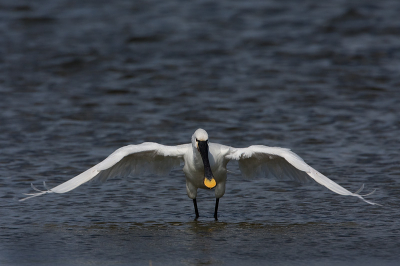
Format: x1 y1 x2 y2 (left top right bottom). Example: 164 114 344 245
21 128 378 219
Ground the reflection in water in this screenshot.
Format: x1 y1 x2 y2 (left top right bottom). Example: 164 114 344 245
25 220 363 266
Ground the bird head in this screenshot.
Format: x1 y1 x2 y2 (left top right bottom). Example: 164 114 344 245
192 129 216 189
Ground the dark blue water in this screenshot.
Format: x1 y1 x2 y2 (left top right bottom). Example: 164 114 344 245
1 0 399 265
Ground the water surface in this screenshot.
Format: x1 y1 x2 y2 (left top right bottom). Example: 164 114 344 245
1 0 399 265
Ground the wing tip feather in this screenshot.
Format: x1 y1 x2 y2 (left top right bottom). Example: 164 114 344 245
351 185 381 206
19 182 53 202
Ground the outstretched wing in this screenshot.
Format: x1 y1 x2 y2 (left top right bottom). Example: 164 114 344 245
20 142 189 201
226 145 378 205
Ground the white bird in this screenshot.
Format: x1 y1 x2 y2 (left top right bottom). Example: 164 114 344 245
21 128 378 219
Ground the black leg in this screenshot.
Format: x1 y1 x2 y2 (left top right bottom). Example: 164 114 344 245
214 198 220 220
193 198 199 220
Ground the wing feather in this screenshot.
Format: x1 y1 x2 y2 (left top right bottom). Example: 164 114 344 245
20 142 189 201
227 145 379 205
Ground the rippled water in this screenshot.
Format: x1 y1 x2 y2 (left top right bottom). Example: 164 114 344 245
1 0 400 265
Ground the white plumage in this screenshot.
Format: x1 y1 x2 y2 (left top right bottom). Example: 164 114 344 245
21 128 378 219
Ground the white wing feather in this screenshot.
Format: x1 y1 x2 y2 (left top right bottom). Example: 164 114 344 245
227 145 378 205
20 142 189 201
